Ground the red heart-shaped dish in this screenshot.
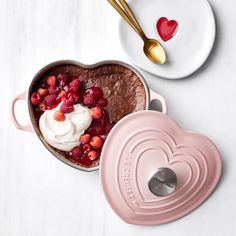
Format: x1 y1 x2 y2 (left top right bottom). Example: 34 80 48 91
100 111 221 225
157 17 179 42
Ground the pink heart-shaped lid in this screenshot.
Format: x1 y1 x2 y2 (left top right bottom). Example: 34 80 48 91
100 111 221 225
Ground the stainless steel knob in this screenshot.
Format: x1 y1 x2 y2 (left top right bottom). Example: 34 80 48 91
148 168 177 197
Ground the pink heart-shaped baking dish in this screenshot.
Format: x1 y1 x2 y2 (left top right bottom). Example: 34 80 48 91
100 111 221 225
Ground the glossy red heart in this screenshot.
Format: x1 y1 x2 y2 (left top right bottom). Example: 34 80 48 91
157 17 179 42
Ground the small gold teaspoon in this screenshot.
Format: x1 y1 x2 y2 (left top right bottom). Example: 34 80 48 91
108 0 166 65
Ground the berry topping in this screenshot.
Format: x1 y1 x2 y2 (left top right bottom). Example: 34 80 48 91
46 75 57 87
54 110 66 122
90 107 102 119
31 92 41 105
39 102 46 111
37 88 48 97
35 108 44 116
87 117 106 136
57 73 71 86
44 94 57 107
70 146 83 161
48 86 60 95
68 145 93 166
57 90 67 101
85 87 103 100
83 143 92 152
60 101 74 114
90 136 104 149
83 94 96 106
88 150 98 161
78 155 93 166
69 78 82 92
33 71 115 167
63 85 69 92
41 82 48 89
67 91 81 104
87 123 103 136
97 98 108 107
65 97 75 106
105 122 115 133
80 134 91 144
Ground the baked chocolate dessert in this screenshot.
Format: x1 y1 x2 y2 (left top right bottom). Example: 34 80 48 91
40 64 147 122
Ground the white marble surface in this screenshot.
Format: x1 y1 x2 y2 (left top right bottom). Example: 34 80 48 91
1 0 236 235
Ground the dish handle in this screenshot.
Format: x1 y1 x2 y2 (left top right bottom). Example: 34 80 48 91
149 89 168 114
11 91 34 132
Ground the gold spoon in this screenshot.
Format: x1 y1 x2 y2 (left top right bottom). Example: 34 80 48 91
108 0 166 65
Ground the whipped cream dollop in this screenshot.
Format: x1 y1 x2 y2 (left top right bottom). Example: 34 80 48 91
39 103 92 151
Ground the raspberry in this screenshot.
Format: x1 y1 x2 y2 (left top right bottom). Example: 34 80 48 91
67 91 81 104
83 144 92 152
83 94 96 106
73 94 82 104
87 119 105 136
57 73 71 86
65 96 75 106
46 75 57 87
44 94 57 107
71 146 83 161
80 134 91 144
88 151 98 161
60 101 74 114
54 110 66 121
90 136 104 149
85 87 103 100
57 90 67 101
37 88 48 97
90 107 102 119
97 98 108 107
78 155 93 166
48 86 60 95
31 92 41 105
69 78 82 92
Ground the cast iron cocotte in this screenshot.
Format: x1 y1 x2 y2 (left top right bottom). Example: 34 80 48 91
11 60 167 171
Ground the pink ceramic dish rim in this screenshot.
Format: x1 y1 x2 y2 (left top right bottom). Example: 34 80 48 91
11 60 168 171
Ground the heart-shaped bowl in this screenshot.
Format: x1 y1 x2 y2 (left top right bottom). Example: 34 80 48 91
11 60 167 171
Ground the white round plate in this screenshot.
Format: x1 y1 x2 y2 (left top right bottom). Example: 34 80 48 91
119 0 216 79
